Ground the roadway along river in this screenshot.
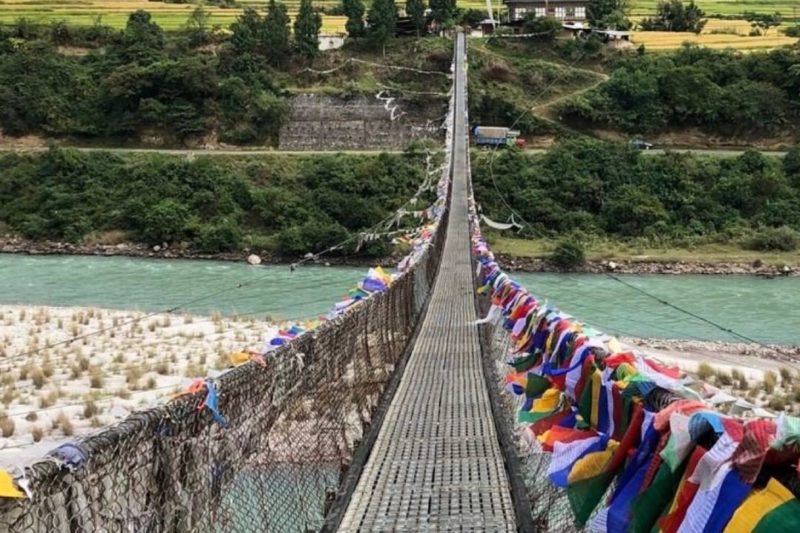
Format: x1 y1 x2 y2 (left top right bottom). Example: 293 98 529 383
1 255 798 344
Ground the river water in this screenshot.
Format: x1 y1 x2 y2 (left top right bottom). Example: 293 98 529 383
1 255 798 344
0 255 364 321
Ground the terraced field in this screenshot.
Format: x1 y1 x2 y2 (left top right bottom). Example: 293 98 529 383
631 18 799 51
0 0 796 39
0 0 347 31
630 0 799 18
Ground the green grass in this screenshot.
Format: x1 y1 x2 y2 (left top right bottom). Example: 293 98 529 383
490 235 800 266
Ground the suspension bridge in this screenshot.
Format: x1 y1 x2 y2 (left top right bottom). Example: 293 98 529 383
3 31 799 533
0 32 529 533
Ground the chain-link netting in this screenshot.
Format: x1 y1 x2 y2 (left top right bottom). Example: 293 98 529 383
0 202 447 533
475 294 578 532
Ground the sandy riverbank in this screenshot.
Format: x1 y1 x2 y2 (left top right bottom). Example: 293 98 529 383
0 304 281 468
2 304 798 469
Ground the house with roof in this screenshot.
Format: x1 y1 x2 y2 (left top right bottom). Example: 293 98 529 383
503 0 589 23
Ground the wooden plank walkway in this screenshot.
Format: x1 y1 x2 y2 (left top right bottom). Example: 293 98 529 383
337 34 516 532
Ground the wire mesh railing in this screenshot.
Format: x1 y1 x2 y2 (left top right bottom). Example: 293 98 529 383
1 220 448 533
0 68 456 533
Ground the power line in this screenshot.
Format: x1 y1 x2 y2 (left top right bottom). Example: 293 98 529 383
474 41 597 233
603 272 798 359
3 149 443 363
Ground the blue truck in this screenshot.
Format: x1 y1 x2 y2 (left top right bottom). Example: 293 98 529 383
472 126 524 148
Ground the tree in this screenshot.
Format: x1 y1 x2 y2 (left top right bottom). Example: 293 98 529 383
264 0 291 66
743 11 782 36
587 0 631 29
367 0 396 54
523 15 562 41
406 0 426 36
185 4 211 44
343 0 366 38
784 145 800 187
293 0 322 60
120 10 164 64
639 0 706 33
429 0 454 27
457 8 484 28
230 7 262 55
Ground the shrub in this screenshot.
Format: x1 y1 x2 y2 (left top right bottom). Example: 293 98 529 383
482 62 514 83
697 362 715 381
83 400 100 419
89 366 104 389
30 366 46 389
31 425 43 442
277 221 349 257
549 238 586 270
0 414 14 437
55 411 74 436
716 371 732 386
745 227 799 252
523 15 563 41
141 200 190 245
768 396 786 411
192 220 242 253
764 371 777 394
780 367 793 385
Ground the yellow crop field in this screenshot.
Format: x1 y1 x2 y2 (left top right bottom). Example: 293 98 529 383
0 0 348 32
0 0 797 39
632 18 799 51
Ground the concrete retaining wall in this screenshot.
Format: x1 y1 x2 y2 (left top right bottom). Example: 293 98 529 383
279 94 443 150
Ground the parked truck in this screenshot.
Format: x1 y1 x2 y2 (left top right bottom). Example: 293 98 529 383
472 126 525 148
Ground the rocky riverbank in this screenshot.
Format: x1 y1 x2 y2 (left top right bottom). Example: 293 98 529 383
622 337 800 365
0 237 397 268
496 253 799 277
2 237 799 277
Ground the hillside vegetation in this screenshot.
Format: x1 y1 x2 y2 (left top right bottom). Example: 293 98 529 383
472 140 800 255
468 39 607 138
0 147 436 257
0 15 450 147
559 44 800 142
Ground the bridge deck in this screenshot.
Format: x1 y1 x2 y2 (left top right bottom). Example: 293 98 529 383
338 35 516 532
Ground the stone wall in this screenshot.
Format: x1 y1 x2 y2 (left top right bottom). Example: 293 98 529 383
278 94 443 151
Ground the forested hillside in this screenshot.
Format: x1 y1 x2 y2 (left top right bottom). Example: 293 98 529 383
559 44 800 141
0 13 450 146
472 140 800 252
0 146 436 256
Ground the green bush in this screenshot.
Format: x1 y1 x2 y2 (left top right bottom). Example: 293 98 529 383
549 238 585 270
745 227 799 252
141 200 190 245
192 220 242 253
277 220 349 256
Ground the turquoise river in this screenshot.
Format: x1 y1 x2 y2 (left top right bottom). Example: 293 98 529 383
0 255 798 344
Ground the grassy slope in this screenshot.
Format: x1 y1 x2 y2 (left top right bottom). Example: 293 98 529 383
279 37 452 99
491 235 800 266
467 39 607 138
